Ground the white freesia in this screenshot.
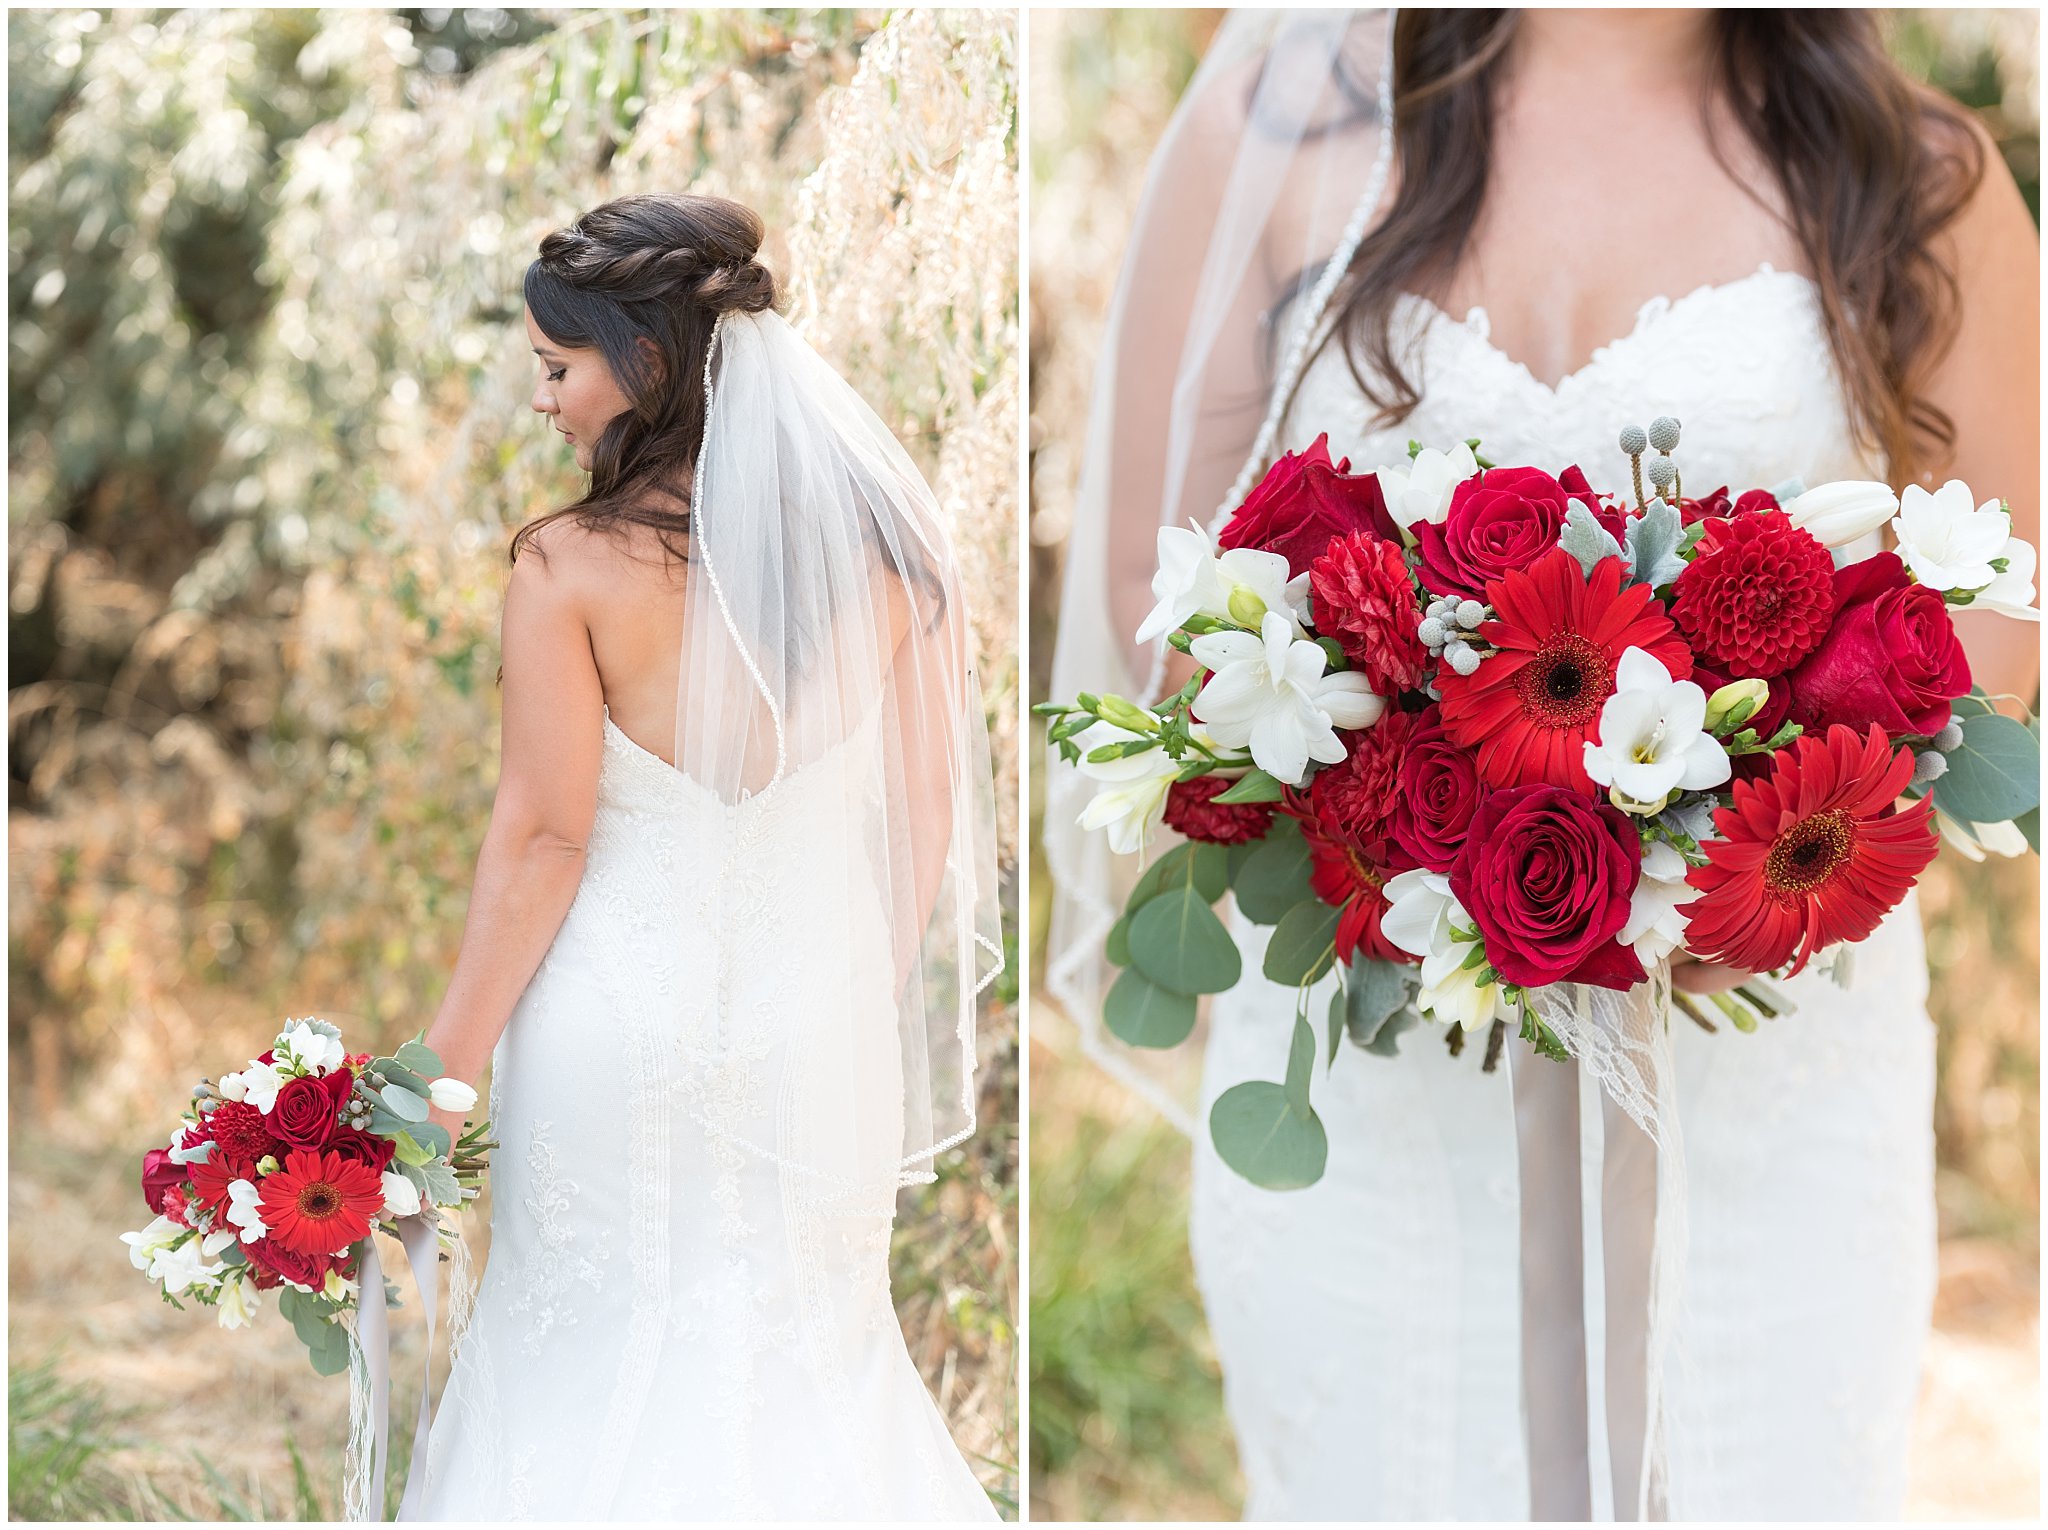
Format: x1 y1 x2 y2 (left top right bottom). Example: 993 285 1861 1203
1190 611 1383 786
1934 807 2030 862
278 1020 346 1076
1622 839 1694 963
381 1169 423 1218
1380 868 1506 1031
224 1178 269 1244
1377 441 1479 536
215 1271 259 1330
1073 720 1184 855
148 1235 225 1296
427 1077 478 1113
1582 647 1731 813
120 1214 183 1272
1133 519 1310 645
323 1265 359 1301
1781 479 1899 548
1891 480 2009 588
231 1062 284 1114
1974 534 2042 621
216 1071 248 1103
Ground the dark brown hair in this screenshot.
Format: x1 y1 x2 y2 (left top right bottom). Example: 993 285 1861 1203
1313 9 1987 488
511 192 778 573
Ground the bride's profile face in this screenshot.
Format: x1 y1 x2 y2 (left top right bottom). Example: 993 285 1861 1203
524 305 632 473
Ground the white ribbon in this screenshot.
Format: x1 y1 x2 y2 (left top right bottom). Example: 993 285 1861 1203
343 1215 448 1522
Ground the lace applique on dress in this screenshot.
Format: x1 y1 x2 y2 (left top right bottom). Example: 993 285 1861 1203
504 1120 612 1355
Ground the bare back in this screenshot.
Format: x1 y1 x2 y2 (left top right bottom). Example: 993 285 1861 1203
539 517 690 766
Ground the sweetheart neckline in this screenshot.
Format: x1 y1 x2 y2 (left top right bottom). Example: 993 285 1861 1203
1395 263 1816 399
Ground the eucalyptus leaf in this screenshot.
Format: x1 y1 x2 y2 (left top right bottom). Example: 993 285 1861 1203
369 1107 414 1138
306 1326 353 1378
1934 711 2039 824
378 1084 430 1123
1105 913 1132 968
391 1129 433 1167
1208 1079 1327 1190
2018 806 2040 854
1559 502 1625 577
1233 829 1313 924
1263 900 1341 987
1624 497 1687 588
394 1038 443 1077
376 1061 433 1099
1128 887 1242 996
407 1121 452 1160
1103 968 1200 1049
1282 1013 1315 1110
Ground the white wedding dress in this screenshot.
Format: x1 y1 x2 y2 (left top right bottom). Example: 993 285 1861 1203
412 705 997 1520
1187 267 1938 1519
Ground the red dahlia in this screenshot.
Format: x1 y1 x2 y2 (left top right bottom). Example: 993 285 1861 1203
257 1148 386 1257
205 1100 279 1163
1301 710 1418 866
1162 775 1276 845
1670 510 1835 676
1439 549 1693 796
1309 532 1430 694
1681 723 1938 976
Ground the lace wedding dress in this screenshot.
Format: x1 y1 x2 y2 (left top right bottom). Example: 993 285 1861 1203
1186 267 1938 1520
411 705 997 1520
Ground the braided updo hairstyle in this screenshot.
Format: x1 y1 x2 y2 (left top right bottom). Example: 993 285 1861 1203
510 193 778 572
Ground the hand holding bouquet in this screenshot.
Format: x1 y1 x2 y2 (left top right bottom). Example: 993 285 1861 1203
1045 420 2039 1188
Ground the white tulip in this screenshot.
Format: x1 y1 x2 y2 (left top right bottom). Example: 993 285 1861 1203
224 1178 269 1244
1582 648 1731 813
381 1169 423 1218
1377 442 1480 537
1781 479 1899 548
1190 612 1383 786
1934 807 2030 862
214 1271 259 1330
1892 479 2014 592
278 1021 346 1076
216 1071 248 1103
1621 840 1694 963
1073 720 1185 856
427 1077 478 1113
1133 520 1310 645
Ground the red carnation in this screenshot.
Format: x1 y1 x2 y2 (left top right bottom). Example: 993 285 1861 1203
205 1100 279 1164
1787 550 1971 738
1302 711 1418 868
1670 510 1836 677
1309 531 1430 694
1389 705 1492 873
1678 485 1780 529
257 1149 386 1257
1218 434 1401 576
1439 549 1693 796
1682 724 1938 975
1449 784 1647 990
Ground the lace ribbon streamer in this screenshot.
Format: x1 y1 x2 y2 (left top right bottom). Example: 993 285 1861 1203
342 1215 468 1522
1520 964 1684 1520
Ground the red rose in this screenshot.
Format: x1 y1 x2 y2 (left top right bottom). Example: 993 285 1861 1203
1162 775 1276 845
245 1235 354 1292
1449 784 1646 990
141 1147 186 1216
269 1068 355 1152
1678 485 1780 528
1415 465 1625 602
1217 433 1400 576
1788 551 1971 737
1309 531 1430 694
1388 705 1491 873
325 1125 398 1176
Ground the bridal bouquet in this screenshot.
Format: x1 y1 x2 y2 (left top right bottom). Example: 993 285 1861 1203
1043 419 2040 1187
122 1018 492 1373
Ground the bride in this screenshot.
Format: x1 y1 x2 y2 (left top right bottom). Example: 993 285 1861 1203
1045 9 2037 1519
398 193 1004 1520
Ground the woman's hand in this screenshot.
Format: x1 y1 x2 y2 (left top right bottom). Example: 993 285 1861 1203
1670 951 1752 995
426 1103 470 1149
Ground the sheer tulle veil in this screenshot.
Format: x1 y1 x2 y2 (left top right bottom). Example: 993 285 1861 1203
677 306 1004 1199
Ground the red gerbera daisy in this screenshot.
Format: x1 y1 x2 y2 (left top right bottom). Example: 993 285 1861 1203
1681 723 1938 975
257 1148 386 1257
1162 775 1276 845
1293 809 1411 967
1309 532 1431 694
187 1147 258 1224
1670 509 1836 676
1438 549 1693 796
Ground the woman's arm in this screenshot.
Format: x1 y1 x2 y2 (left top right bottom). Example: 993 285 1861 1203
423 526 604 1139
1918 112 2041 716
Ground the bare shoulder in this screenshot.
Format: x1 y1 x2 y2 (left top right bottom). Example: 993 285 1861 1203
1917 89 2035 254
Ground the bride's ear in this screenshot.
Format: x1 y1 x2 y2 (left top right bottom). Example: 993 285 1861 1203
636 334 668 391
